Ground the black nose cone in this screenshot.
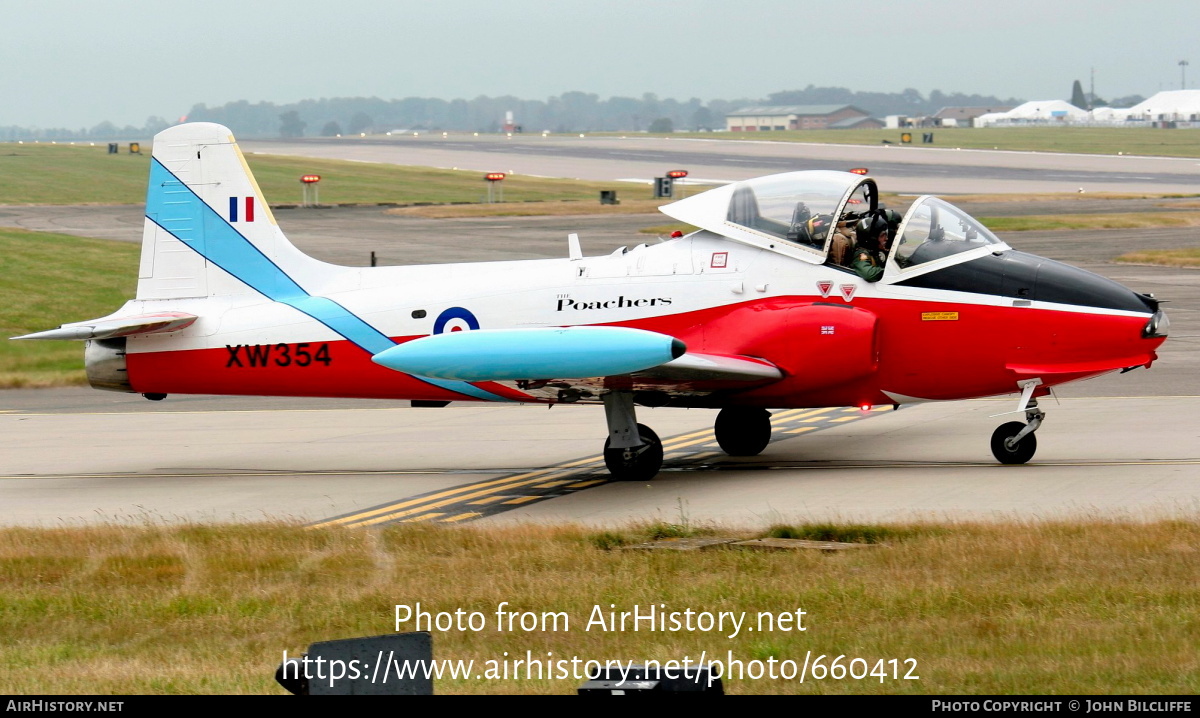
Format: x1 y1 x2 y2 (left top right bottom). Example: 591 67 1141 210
897 251 1159 314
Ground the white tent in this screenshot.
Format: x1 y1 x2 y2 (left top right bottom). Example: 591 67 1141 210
1088 106 1128 122
1124 90 1200 120
974 100 1089 126
973 112 1008 127
1003 100 1089 120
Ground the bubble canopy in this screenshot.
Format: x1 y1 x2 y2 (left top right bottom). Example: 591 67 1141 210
659 171 877 263
659 171 1009 275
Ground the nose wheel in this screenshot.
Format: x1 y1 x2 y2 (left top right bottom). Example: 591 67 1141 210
990 398 1045 465
990 421 1038 464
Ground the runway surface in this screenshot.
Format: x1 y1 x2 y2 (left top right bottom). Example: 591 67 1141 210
3 142 1199 528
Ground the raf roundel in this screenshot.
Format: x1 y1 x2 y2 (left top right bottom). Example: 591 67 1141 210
433 306 480 334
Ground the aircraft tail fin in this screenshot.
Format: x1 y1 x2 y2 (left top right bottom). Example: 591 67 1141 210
137 122 327 300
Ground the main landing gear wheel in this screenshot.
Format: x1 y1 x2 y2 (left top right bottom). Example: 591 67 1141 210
990 421 1038 465
714 407 772 456
603 423 663 482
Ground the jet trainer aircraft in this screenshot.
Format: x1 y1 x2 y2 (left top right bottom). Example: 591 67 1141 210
15 123 1169 480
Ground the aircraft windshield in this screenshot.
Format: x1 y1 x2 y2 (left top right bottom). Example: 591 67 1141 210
892 197 1003 270
724 173 858 249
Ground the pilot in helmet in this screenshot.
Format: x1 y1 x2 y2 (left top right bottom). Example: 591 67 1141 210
852 210 899 282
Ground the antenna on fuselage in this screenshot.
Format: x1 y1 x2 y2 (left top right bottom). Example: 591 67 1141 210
568 233 583 260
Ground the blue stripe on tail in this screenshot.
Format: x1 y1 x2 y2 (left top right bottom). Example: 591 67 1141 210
145 158 508 402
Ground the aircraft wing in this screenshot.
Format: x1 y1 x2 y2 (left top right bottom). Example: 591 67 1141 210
11 312 198 341
629 352 782 383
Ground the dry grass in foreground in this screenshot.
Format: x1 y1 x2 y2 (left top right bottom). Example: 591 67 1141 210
1115 248 1200 268
1 520 1197 695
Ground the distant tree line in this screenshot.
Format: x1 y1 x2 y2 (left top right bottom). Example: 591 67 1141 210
6 85 1125 141
182 86 1030 138
0 116 173 142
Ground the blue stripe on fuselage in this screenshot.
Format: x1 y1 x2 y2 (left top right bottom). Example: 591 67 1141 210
145 158 509 402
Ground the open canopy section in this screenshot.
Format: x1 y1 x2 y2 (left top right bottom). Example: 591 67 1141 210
660 170 875 263
885 196 1008 280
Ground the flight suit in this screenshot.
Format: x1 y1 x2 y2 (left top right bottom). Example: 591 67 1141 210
852 247 886 282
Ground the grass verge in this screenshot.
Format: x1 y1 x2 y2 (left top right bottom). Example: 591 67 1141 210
0 227 138 387
979 212 1200 232
0 520 1197 694
1115 248 1200 268
638 222 698 235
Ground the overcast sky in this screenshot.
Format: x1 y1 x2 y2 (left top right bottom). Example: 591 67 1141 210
4 0 1197 128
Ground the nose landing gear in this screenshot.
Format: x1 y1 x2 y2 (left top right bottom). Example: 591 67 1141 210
990 379 1046 465
991 404 1044 464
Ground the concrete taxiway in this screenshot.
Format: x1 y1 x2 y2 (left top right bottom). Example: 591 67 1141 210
2 389 1198 527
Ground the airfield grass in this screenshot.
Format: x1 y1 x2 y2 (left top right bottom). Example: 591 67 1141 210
0 519 1197 695
979 211 1200 232
0 143 629 206
0 227 138 387
1116 248 1200 268
647 126 1200 158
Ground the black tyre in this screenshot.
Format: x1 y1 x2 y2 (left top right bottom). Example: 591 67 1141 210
603 423 663 481
714 407 772 456
990 421 1037 465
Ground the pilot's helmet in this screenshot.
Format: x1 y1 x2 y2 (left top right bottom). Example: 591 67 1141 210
855 213 889 246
